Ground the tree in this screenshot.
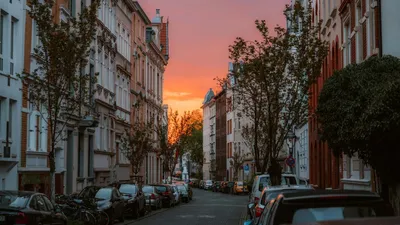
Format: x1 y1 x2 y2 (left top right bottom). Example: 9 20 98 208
226 0 328 184
182 126 203 174
156 109 201 182
19 0 99 202
317 55 400 214
229 151 251 181
120 104 154 184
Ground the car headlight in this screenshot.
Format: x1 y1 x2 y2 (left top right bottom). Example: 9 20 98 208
98 202 112 210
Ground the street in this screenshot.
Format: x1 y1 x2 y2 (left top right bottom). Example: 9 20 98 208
127 189 248 225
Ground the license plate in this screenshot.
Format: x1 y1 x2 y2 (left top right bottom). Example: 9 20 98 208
0 216 5 221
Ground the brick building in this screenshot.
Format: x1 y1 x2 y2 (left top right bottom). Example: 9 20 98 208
309 0 343 190
215 89 227 181
310 0 384 191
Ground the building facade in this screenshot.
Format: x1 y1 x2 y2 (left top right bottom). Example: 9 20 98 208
114 0 134 182
215 89 227 181
226 62 253 182
308 0 343 189
131 4 169 185
0 0 25 190
201 88 215 180
338 0 382 191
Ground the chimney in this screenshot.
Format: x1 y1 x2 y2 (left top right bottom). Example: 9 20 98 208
156 9 160 17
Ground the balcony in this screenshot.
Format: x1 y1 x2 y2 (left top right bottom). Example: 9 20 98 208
0 140 18 172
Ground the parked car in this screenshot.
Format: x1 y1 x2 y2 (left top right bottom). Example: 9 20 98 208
251 185 314 224
0 190 67 225
176 185 190 203
291 216 400 225
116 183 146 218
249 173 298 205
233 181 248 194
77 186 125 224
204 180 213 190
142 185 162 209
183 183 193 200
254 190 394 225
151 184 174 208
170 185 181 205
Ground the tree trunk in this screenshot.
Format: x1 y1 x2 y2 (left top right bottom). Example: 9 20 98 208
267 158 282 186
49 148 56 203
388 183 400 216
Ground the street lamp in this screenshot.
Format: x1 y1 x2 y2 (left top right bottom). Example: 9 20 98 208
285 130 298 174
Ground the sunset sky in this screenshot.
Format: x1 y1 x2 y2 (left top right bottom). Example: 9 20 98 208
140 0 290 114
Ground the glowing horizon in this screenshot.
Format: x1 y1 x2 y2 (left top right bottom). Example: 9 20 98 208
140 0 290 114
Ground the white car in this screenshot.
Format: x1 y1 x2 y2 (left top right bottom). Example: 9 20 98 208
249 173 298 205
204 180 213 190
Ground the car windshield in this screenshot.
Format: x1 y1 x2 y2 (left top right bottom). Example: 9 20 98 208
206 180 212 185
142 186 154 193
154 186 167 192
177 185 187 191
0 192 29 208
119 184 136 195
95 188 112 200
291 207 377 224
265 189 311 202
237 182 243 186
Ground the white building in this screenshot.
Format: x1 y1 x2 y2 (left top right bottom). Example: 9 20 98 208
226 62 253 181
201 88 215 180
114 0 134 182
0 0 25 190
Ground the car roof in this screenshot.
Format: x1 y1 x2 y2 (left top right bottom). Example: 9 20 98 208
279 189 380 201
0 190 37 196
292 216 400 225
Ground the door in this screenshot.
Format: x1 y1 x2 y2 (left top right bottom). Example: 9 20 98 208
31 195 53 225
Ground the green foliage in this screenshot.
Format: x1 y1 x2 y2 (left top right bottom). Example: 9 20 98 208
182 126 203 169
317 55 400 184
220 0 328 176
18 0 100 202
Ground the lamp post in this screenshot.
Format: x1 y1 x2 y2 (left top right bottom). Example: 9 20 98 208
285 130 297 174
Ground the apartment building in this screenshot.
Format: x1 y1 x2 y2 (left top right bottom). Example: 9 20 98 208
131 3 169 184
226 62 252 181
0 0 25 190
201 88 215 180
215 89 227 181
114 0 135 182
308 0 343 189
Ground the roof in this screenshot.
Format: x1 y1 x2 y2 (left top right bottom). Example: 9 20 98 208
202 88 215 104
280 189 380 201
297 217 400 225
133 1 151 25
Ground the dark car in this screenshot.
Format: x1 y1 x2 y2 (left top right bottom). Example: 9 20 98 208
116 183 146 218
0 190 67 225
151 184 174 208
257 190 394 225
142 185 162 209
77 186 125 224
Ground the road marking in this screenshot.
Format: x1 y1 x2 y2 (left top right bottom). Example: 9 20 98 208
181 204 245 207
178 215 216 219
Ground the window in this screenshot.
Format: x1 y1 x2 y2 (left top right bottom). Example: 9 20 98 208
78 133 84 177
8 100 15 139
119 86 123 106
369 4 376 53
103 117 108 150
125 89 129 109
88 135 94 177
356 1 363 63
10 19 15 75
104 55 109 89
343 21 351 66
0 12 4 71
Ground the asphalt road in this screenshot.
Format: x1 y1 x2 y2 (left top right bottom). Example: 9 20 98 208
128 188 248 225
